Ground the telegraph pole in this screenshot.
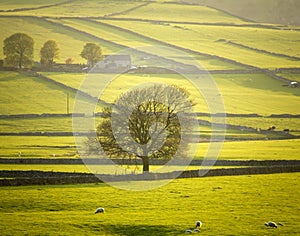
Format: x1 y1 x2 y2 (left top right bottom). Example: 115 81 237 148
66 92 69 114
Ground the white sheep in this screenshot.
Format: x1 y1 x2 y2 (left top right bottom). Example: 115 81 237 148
185 229 192 234
95 207 105 214
264 221 277 228
194 228 200 233
195 221 202 228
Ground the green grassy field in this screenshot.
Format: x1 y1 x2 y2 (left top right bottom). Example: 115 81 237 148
0 71 71 114
42 72 300 115
109 2 248 24
0 117 74 133
185 24 300 59
0 1 299 235
0 164 91 173
0 136 77 157
0 164 248 174
102 20 300 69
0 0 63 11
1 173 299 235
0 0 143 17
2 70 298 159
50 18 244 70
213 74 300 115
1 135 299 160
213 139 300 160
53 18 158 48
2 2 299 70
187 0 300 26
0 71 98 114
225 117 300 135
0 17 119 64
278 73 300 83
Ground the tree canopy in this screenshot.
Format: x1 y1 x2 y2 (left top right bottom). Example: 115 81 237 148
3 33 34 68
87 83 196 172
40 40 59 66
80 43 103 67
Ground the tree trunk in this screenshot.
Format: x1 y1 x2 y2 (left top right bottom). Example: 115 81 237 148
19 53 23 69
142 156 149 172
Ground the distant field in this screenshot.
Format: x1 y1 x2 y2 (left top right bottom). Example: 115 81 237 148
0 173 299 235
0 71 96 114
0 117 74 133
0 135 299 160
1 70 299 159
225 117 300 135
0 136 77 157
102 20 300 69
0 17 119 63
210 139 300 160
187 0 300 26
213 74 300 115
110 2 248 24
42 72 300 115
0 164 91 173
278 73 300 83
185 24 300 59
51 18 243 70
0 0 63 11
53 18 158 48
0 2 299 70
0 0 143 17
0 164 246 174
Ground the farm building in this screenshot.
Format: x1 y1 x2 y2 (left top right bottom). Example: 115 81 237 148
96 55 131 70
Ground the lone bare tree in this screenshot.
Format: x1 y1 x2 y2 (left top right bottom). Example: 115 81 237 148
3 33 34 68
87 83 196 172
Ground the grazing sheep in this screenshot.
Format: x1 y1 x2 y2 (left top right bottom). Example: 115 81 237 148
264 221 277 228
185 229 192 234
95 207 105 214
195 221 202 228
194 228 200 233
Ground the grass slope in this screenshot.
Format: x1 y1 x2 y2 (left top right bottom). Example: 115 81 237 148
0 0 63 11
278 73 300 83
102 20 300 69
41 72 300 115
0 17 119 63
1 135 299 160
110 2 248 24
0 136 77 157
225 117 300 135
0 71 94 114
50 18 245 70
0 0 144 17
183 0 300 26
213 74 300 115
0 173 299 235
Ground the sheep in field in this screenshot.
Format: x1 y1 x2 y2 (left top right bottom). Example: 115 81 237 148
195 221 202 228
95 207 105 214
264 221 277 228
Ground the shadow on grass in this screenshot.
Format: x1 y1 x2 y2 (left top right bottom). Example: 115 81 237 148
97 224 183 236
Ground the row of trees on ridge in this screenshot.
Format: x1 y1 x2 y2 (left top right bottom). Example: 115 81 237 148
2 33 103 68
